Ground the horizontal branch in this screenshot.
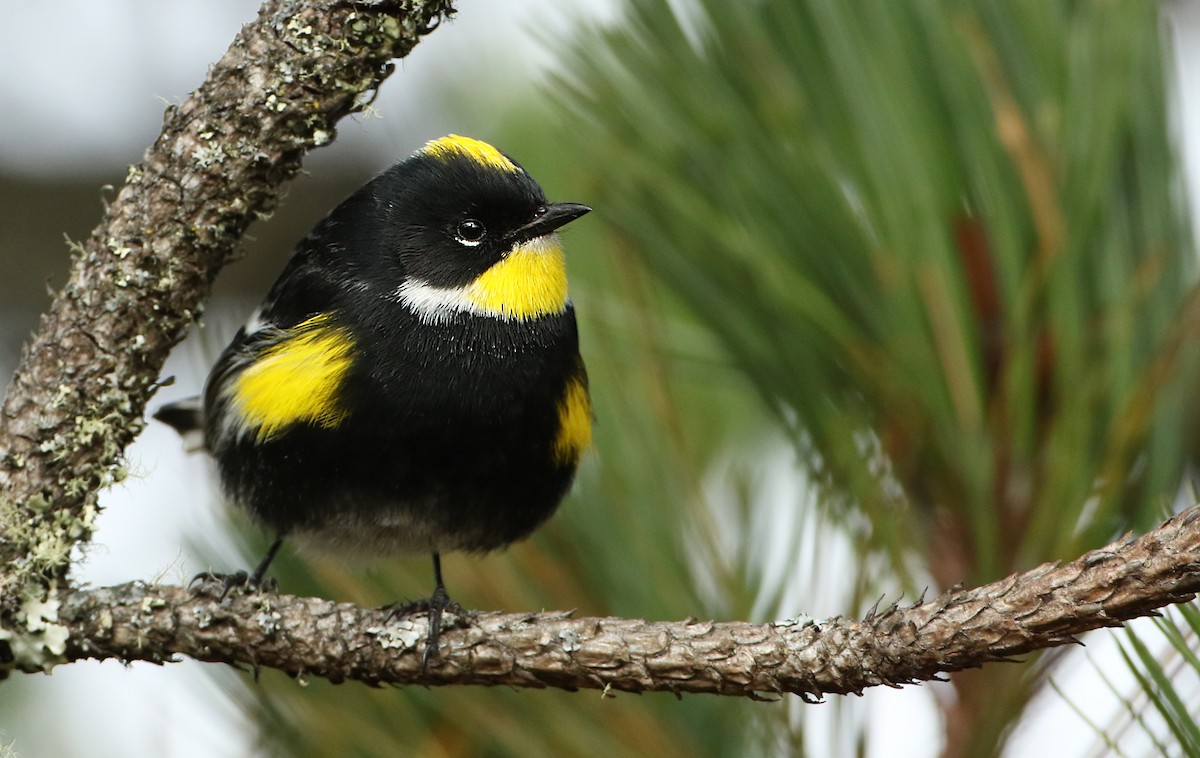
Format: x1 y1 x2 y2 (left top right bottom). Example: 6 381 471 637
29 503 1200 696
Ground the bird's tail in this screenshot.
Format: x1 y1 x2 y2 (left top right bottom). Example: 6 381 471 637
153 397 207 452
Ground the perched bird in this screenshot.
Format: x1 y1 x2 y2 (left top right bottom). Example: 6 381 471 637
155 135 593 661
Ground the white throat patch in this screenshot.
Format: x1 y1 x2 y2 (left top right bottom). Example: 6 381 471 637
394 234 570 324
394 279 490 324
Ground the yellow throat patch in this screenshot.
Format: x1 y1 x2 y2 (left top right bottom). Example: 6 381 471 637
467 236 569 321
419 134 519 173
230 314 354 442
553 373 592 465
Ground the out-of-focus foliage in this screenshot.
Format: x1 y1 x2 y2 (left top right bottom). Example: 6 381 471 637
557 0 1196 585
548 0 1198 755
1057 600 1200 756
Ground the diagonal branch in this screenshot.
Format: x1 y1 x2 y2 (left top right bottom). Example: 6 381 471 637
18 503 1198 696
0 0 452 608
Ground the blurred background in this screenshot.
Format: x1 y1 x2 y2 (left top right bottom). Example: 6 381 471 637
4 0 1200 755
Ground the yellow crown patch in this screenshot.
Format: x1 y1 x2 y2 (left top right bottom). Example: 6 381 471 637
419 135 520 173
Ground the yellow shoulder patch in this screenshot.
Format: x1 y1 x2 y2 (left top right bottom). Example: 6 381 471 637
553 372 592 465
467 236 569 321
230 314 354 442
419 135 520 173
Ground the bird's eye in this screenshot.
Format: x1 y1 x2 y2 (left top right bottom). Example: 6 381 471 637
455 219 486 246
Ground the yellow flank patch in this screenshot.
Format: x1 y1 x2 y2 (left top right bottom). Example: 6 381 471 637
420 134 519 173
553 373 592 465
230 314 354 442
467 236 569 321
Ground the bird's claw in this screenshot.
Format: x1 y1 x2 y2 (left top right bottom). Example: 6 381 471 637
384 589 467 672
189 570 278 599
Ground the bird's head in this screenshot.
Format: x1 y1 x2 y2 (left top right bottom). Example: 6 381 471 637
371 135 591 323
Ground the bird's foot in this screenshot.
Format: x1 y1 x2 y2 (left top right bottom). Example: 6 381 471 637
189 570 279 600
384 588 468 671
190 536 286 600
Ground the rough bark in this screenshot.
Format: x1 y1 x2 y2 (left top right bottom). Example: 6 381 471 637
0 503 1189 693
0 0 452 608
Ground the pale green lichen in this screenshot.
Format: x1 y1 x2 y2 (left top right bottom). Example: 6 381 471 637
285 16 314 38
344 11 404 49
52 384 74 408
24 494 50 514
108 241 133 259
62 235 87 257
378 15 403 41
11 457 105 582
558 628 581 653
192 606 215 630
192 143 227 168
366 620 423 650
0 588 69 673
255 607 283 634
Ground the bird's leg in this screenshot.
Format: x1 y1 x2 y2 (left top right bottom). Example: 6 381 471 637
422 552 459 667
190 534 285 598
385 552 464 671
248 535 285 586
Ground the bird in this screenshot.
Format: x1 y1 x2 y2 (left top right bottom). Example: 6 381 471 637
155 134 593 664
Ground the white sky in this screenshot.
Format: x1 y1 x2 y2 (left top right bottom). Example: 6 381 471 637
0 0 619 176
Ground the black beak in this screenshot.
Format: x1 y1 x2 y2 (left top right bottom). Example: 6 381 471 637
508 202 592 243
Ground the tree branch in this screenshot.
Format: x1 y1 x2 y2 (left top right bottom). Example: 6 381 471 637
0 0 452 607
6 503 1191 695
3 0 1198 699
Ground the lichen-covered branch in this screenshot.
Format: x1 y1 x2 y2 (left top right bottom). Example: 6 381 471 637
8 504 1195 695
0 0 452 608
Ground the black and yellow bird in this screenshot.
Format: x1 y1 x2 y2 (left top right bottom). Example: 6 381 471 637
155 135 592 659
